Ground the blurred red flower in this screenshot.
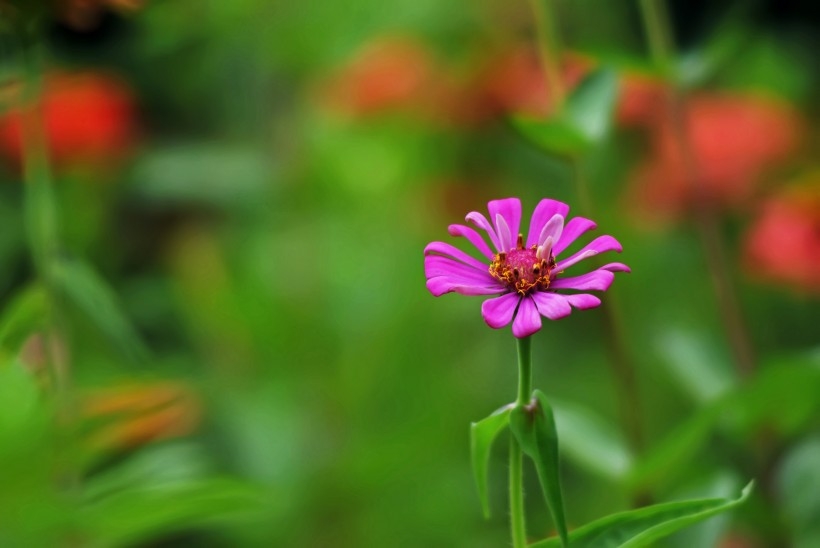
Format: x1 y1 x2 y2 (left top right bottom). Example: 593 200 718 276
320 36 435 117
475 45 591 119
628 93 803 221
743 179 820 294
0 71 137 171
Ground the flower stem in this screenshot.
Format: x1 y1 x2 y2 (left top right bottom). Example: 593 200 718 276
528 0 565 111
510 336 532 548
638 0 756 377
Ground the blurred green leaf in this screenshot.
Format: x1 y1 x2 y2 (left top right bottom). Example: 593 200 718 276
564 68 618 144
470 403 512 519
53 258 149 364
654 328 736 405
0 284 49 358
511 68 618 159
551 398 633 482
627 403 722 492
777 435 820 545
510 116 589 158
530 482 753 548
81 443 261 547
129 144 271 209
510 390 568 547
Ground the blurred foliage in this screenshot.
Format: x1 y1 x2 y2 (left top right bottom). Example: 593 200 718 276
0 0 817 546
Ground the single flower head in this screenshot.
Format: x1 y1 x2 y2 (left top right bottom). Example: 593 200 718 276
424 197 629 338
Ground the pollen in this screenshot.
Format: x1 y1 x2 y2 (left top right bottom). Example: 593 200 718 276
489 233 556 295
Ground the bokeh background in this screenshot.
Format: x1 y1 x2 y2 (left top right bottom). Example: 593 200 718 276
0 0 818 546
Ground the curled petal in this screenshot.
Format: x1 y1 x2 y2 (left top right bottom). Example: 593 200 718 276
448 224 494 259
495 214 512 253
553 217 597 256
550 269 615 291
424 241 489 271
538 214 565 249
465 211 501 252
555 235 623 271
426 276 506 297
512 296 542 338
564 293 601 310
527 199 570 247
531 292 572 320
481 292 520 329
488 198 522 251
600 262 631 273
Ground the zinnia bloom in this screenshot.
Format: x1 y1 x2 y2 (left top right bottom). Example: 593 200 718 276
424 197 629 337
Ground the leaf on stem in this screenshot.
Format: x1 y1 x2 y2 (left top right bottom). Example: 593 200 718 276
470 403 513 518
529 481 754 548
509 390 568 547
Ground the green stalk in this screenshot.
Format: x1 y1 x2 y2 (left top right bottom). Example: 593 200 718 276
510 336 532 548
528 0 566 111
637 0 755 376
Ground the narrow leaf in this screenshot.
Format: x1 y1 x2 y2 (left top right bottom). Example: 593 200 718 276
470 404 512 518
510 390 568 547
530 482 754 548
53 258 149 364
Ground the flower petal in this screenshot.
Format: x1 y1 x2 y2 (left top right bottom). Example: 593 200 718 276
448 224 494 259
526 199 570 247
600 262 631 273
424 241 489 271
550 269 615 291
426 276 506 297
553 217 597 256
466 211 501 252
488 198 522 251
512 296 542 338
495 214 513 253
555 235 623 271
481 292 520 329
564 293 601 310
538 214 566 249
424 256 495 282
531 292 572 320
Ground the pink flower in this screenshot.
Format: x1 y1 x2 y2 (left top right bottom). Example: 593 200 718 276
424 198 629 338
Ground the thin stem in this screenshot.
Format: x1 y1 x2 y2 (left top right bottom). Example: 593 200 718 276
528 0 565 111
510 335 532 548
638 0 756 376
516 335 532 406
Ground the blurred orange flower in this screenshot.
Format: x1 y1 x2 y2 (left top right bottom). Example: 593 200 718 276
628 93 803 221
743 179 820 294
81 380 200 453
0 71 137 172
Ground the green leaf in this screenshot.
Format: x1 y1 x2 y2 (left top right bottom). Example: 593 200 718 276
530 482 754 548
510 390 568 547
0 284 49 358
510 68 618 159
52 258 149 364
564 68 618 144
551 398 633 482
470 403 512 518
509 116 589 158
